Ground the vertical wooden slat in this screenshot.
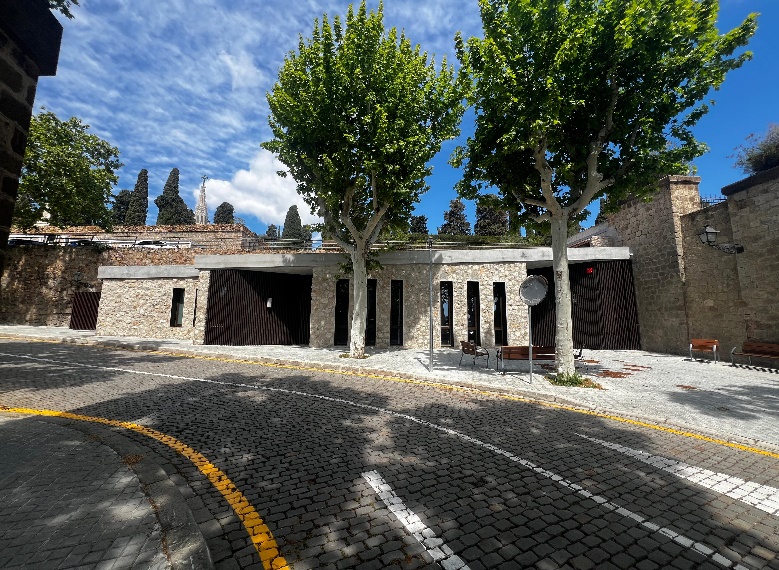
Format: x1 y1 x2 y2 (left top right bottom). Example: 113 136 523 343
204 270 313 346
69 292 101 330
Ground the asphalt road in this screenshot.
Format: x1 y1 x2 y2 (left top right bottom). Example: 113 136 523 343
1 338 778 570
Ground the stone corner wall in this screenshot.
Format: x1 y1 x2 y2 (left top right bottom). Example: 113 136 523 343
0 1 62 278
606 176 702 354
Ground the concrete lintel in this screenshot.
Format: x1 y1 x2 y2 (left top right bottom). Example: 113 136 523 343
98 265 200 280
194 247 631 271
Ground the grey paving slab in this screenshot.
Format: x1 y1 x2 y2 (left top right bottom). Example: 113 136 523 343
0 415 169 570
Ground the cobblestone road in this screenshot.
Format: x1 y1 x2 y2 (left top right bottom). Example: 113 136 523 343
1 339 778 570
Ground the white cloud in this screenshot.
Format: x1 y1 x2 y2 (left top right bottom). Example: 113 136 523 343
200 150 320 226
219 51 265 90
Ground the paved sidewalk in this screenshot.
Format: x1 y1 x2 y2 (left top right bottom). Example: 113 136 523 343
0 415 170 570
1 325 778 451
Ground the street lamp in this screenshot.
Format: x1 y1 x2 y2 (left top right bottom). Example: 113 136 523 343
697 225 744 254
428 236 434 372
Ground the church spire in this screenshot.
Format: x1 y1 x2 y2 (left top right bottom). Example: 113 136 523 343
195 175 209 225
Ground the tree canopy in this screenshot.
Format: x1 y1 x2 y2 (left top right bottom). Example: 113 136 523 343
265 224 279 240
14 110 122 230
213 202 235 224
281 205 305 241
263 0 464 357
409 214 429 234
124 169 149 226
438 199 471 235
733 124 779 175
455 0 757 374
111 189 131 225
49 0 79 19
154 168 195 225
474 194 508 236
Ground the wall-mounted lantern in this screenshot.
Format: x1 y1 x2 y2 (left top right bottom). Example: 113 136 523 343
697 225 744 254
266 297 273 309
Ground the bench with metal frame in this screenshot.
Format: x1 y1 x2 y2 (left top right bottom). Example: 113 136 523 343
730 342 779 368
689 338 719 363
459 340 490 368
496 345 555 374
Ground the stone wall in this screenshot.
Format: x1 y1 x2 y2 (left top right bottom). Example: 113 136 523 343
680 203 744 352
0 246 101 326
0 246 227 326
606 176 701 354
310 261 528 349
96 277 198 340
681 170 779 350
0 0 61 279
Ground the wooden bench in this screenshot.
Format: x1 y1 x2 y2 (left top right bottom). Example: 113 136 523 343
496 345 555 374
730 342 779 368
689 338 719 363
459 340 490 368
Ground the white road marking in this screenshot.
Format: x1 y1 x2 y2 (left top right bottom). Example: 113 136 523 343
363 470 470 570
0 351 752 569
578 433 779 516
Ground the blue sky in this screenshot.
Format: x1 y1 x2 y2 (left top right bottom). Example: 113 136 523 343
38 0 777 236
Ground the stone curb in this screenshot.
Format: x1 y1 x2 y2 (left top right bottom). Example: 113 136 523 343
9 331 779 456
45 416 214 570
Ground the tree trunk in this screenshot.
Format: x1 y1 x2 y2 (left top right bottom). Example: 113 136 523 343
550 213 576 375
349 250 368 358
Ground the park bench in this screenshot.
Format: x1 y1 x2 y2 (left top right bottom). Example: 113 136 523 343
689 338 719 363
730 342 779 368
459 340 490 368
496 345 555 374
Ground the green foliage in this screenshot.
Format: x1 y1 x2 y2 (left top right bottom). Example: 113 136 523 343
15 110 122 230
281 205 305 240
49 0 79 19
124 169 149 225
733 124 779 175
265 224 279 240
438 198 471 235
474 194 507 236
213 202 235 224
409 215 428 234
154 168 195 225
111 189 131 225
454 0 757 222
262 0 465 252
546 372 602 389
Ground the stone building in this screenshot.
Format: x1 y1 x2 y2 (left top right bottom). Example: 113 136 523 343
94 247 634 349
570 169 779 355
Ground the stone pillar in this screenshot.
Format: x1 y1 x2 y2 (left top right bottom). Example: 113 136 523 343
0 0 62 280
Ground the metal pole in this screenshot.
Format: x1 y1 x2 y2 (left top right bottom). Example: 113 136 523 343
428 238 434 372
528 306 533 384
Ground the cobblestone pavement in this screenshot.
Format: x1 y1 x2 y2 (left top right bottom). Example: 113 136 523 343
1 338 778 570
0 414 169 569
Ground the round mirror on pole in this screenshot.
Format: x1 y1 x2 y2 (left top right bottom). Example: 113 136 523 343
519 275 548 383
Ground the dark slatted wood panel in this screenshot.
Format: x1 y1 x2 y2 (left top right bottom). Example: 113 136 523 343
69 292 101 330
204 270 312 346
529 261 640 350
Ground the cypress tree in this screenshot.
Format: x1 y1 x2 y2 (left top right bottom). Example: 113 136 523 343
281 205 304 240
154 168 195 225
409 215 428 234
213 202 235 224
438 199 471 235
266 224 279 239
474 195 508 236
124 169 149 225
111 189 132 225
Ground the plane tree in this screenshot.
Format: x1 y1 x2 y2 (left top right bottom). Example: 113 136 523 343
453 0 756 375
263 1 464 357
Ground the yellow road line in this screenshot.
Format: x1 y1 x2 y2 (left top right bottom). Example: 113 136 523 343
3 333 779 460
0 405 289 570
